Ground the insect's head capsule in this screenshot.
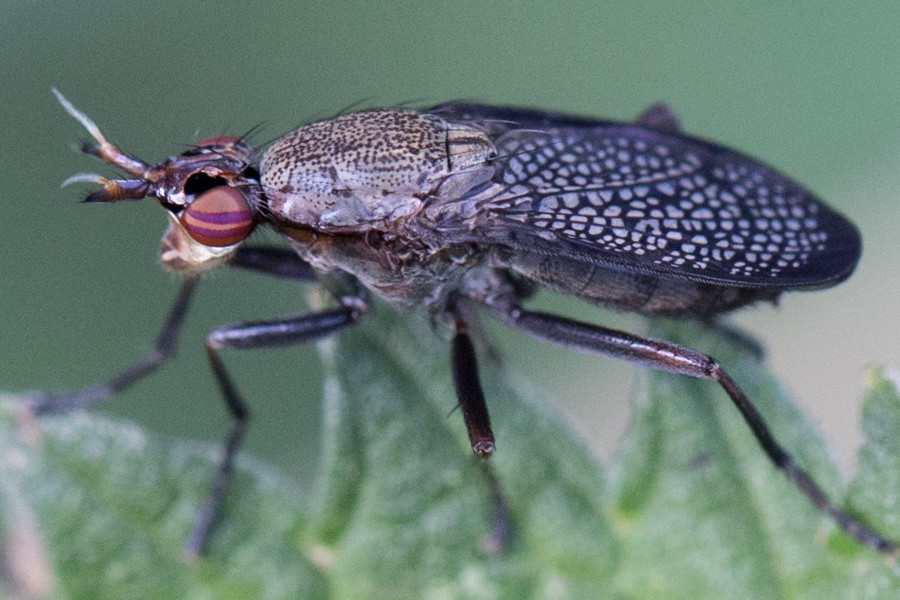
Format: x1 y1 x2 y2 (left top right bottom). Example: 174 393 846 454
260 109 496 232
54 90 262 273
156 135 260 272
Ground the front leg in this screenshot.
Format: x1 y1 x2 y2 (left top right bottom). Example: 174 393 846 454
23 247 314 416
185 301 367 557
230 245 316 281
25 275 200 415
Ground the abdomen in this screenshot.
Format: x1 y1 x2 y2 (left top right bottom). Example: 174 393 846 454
508 251 780 317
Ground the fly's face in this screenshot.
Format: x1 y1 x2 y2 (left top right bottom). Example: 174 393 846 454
54 90 262 272
261 109 496 231
154 136 261 271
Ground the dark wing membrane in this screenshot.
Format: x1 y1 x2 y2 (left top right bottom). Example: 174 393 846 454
430 102 627 132
435 104 861 289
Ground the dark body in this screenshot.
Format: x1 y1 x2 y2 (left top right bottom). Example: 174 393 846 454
34 92 892 558
260 103 858 321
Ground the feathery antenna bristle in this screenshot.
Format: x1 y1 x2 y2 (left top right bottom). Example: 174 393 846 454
52 88 108 146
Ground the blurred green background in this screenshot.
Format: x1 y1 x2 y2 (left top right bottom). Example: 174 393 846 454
2 1 899 485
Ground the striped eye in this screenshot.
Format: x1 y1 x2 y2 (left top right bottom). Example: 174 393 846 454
180 186 254 247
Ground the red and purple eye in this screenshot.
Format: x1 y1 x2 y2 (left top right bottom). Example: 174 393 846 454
179 186 254 247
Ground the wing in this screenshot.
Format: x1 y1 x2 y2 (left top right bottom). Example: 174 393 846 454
430 103 861 290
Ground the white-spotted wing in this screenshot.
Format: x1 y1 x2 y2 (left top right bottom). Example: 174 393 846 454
431 104 860 289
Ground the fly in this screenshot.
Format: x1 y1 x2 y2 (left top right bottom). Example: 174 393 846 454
24 89 897 558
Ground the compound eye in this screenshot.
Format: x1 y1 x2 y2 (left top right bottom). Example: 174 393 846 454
180 186 254 247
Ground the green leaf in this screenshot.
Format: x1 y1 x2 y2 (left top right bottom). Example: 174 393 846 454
0 402 323 599
609 321 857 599
845 368 900 599
1 310 897 599
305 308 619 598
